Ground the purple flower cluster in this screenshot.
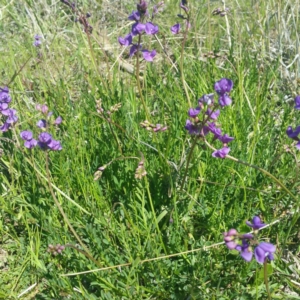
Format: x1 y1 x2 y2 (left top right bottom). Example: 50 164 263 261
185 78 234 158
20 104 62 151
118 1 162 62
286 96 300 150
0 87 18 132
224 216 276 264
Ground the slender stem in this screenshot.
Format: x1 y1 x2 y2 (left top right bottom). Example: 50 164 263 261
180 137 198 191
5 56 32 86
264 260 271 300
135 34 150 120
45 152 101 267
180 21 191 107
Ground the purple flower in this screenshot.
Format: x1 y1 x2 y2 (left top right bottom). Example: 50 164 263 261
188 107 201 118
33 34 42 47
36 104 49 114
48 139 62 151
54 116 62 125
0 103 8 112
223 229 238 249
218 133 234 144
37 119 47 128
286 126 300 139
142 49 156 62
20 130 33 141
205 122 222 138
38 132 52 143
212 147 230 158
185 119 200 135
198 93 214 106
0 87 11 103
171 23 180 34
296 141 300 150
24 139 38 149
128 11 141 21
218 94 232 107
205 109 220 120
137 0 148 14
294 95 300 110
246 216 266 230
254 242 276 264
214 78 233 95
118 34 133 46
236 240 253 262
38 132 52 149
132 22 145 35
145 22 159 35
180 0 189 12
129 44 141 57
242 233 254 239
2 109 18 123
0 121 11 132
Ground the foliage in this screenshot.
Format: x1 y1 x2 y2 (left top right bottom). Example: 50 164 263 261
0 0 299 299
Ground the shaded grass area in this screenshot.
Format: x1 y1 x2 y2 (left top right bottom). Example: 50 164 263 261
0 0 300 299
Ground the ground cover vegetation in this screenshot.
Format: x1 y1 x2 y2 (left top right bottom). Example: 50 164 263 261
0 0 300 298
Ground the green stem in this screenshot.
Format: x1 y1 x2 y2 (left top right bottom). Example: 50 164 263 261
135 34 150 120
180 20 191 107
180 137 198 191
264 260 271 300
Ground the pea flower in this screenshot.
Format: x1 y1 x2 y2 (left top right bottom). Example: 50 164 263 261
235 240 253 262
212 147 230 158
118 34 132 46
132 22 146 35
294 95 300 110
128 11 141 21
254 242 276 264
0 87 11 103
171 23 180 34
188 107 201 118
214 78 233 107
145 22 159 35
33 34 42 47
142 50 156 61
246 216 266 230
20 130 38 149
